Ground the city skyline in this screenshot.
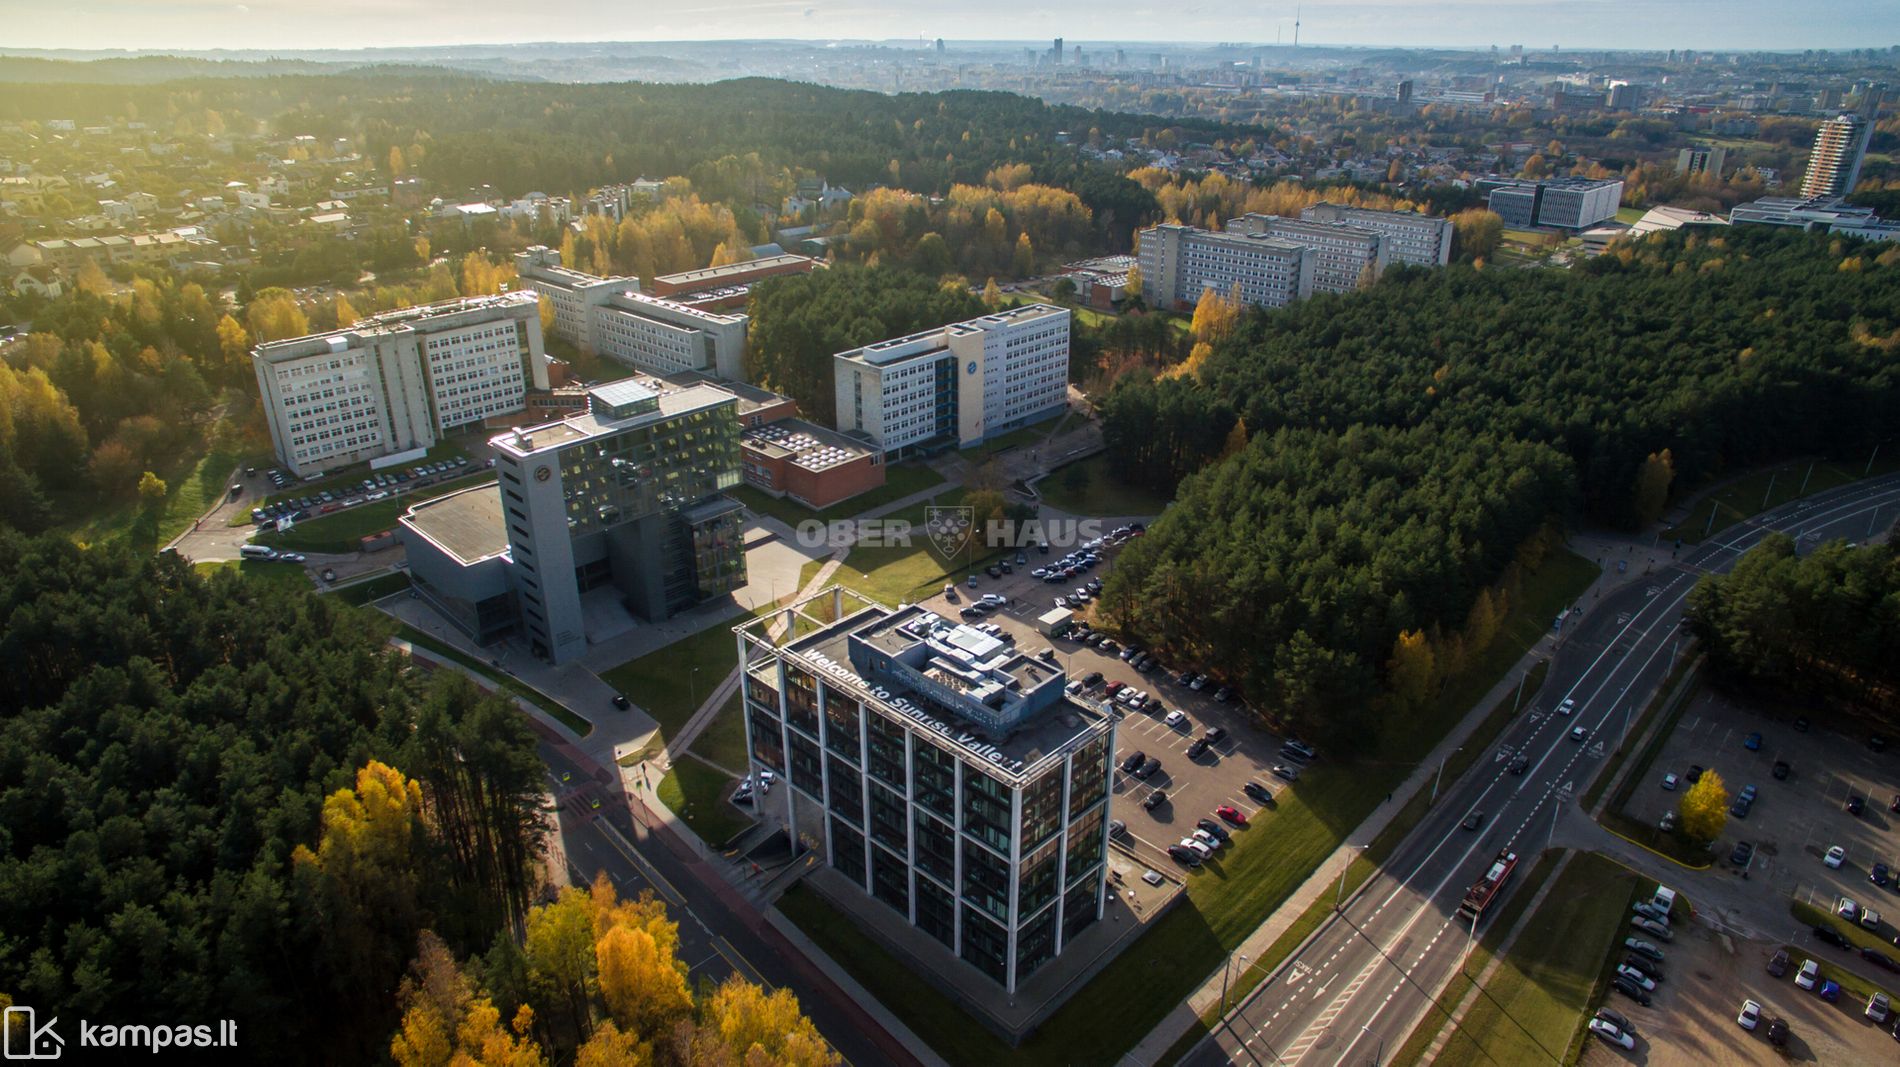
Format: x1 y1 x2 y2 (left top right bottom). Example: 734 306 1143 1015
7 1 1900 54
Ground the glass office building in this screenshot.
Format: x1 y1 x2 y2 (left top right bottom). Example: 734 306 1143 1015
738 588 1116 992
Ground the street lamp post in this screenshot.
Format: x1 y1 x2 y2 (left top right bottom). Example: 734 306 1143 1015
1221 952 1249 1014
689 667 702 714
1431 747 1463 805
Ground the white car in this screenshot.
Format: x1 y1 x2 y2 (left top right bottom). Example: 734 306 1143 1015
1558 697 1577 716
1661 772 1679 790
1615 964 1656 991
1795 958 1820 990
1164 709 1187 728
1864 908 1883 930
1191 828 1224 850
1178 837 1212 858
1839 897 1860 921
1737 999 1762 1030
1587 1019 1633 1049
1570 726 1588 742
1827 845 1847 868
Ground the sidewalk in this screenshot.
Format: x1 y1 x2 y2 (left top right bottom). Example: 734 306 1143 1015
1126 630 1569 1064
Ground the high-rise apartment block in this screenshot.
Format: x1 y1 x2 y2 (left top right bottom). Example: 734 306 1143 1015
1483 178 1624 230
252 292 548 477
401 375 747 663
1225 213 1387 294
1299 203 1455 267
736 588 1115 992
833 304 1070 455
1800 113 1871 200
513 246 749 380
1137 223 1315 311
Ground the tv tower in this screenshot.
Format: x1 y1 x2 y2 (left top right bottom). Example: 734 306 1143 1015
1294 4 1301 47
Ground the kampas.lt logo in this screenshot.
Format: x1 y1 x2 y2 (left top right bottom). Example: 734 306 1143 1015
923 505 974 560
3 1006 63 1060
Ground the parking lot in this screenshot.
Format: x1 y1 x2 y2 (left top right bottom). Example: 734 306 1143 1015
1618 689 1900 940
1583 917 1896 1067
916 532 1302 876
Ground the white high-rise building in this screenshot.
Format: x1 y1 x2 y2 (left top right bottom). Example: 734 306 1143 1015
511 244 750 381
252 292 548 476
833 304 1070 454
1136 223 1315 311
1299 202 1456 267
1225 213 1388 294
1801 113 1872 200
513 245 632 353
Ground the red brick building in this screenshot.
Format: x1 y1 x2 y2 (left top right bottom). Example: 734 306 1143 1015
741 418 886 511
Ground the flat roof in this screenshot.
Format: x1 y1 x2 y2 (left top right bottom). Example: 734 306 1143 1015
651 254 812 289
764 597 1106 776
399 484 509 564
492 380 736 457
743 418 877 471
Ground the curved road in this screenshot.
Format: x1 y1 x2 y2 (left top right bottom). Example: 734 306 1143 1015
1188 472 1900 1067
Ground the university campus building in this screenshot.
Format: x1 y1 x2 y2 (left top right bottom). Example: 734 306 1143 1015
737 587 1117 993
831 303 1071 455
400 374 748 663
251 292 548 477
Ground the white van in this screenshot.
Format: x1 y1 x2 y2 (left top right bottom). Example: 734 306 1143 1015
1652 885 1678 916
239 544 279 561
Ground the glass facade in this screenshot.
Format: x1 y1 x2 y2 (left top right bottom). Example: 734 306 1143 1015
788 732 823 800
1019 766 1066 852
1065 806 1105 886
961 839 1011 923
866 713 907 789
871 844 909 914
913 740 956 820
831 817 866 885
785 666 819 739
822 685 861 759
558 404 742 536
960 905 1009 983
826 754 862 826
1015 905 1058 983
1068 735 1111 819
914 810 955 886
915 873 956 949
1018 838 1062 920
688 508 746 599
869 782 907 854
1062 878 1099 943
961 769 1013 856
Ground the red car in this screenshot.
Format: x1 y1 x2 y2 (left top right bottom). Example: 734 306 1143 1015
1216 805 1247 826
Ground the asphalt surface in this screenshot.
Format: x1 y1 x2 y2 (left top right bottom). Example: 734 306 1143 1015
535 737 920 1067
1188 471 1900 1067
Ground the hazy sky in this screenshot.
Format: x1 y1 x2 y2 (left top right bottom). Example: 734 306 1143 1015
6 0 1897 54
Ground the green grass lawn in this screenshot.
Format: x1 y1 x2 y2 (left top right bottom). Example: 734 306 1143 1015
1662 454 1900 544
1037 454 1172 517
192 557 316 591
596 607 761 741
1423 852 1639 1066
61 437 259 554
688 691 748 774
394 623 593 738
823 493 1022 606
959 415 1064 458
783 546 1598 1067
729 461 946 528
1792 898 1892 955
257 472 496 554
657 755 752 848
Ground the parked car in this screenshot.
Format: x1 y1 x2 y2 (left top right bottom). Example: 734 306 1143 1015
1611 977 1652 1006
1135 757 1161 780
1849 794 1868 816
1819 979 1842 1002
1164 709 1188 729
1633 901 1669 924
1731 841 1755 866
1144 790 1168 811
1282 739 1318 762
1827 845 1848 868
1186 738 1210 759
1865 908 1884 930
1588 1019 1634 1049
1875 862 1892 887
1243 781 1274 804
1195 819 1231 845
1661 772 1679 790
1812 925 1851 949
1687 764 1705 784
1840 897 1861 921
1631 917 1672 940
1626 938 1665 962
1768 948 1790 976
1167 844 1201 867
1773 760 1791 780
1766 1017 1789 1047
1737 999 1762 1030
1216 805 1247 826
1623 955 1662 980
1108 819 1127 838
1177 837 1212 859
1745 731 1763 751
1203 727 1227 745
1121 751 1147 774
1271 764 1301 783
612 694 631 710
1594 1007 1634 1035
1863 947 1900 973
1795 958 1820 989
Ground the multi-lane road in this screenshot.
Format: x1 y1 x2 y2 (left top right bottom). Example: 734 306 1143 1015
1189 471 1900 1067
535 739 918 1067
